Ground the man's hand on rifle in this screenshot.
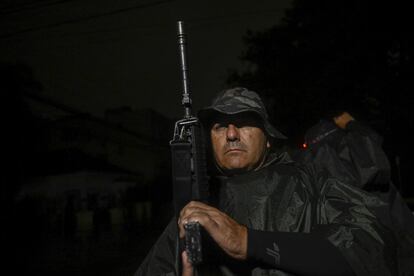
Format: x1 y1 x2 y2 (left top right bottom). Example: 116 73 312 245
178 201 248 260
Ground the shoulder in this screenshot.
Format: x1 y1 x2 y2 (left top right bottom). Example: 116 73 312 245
263 160 322 197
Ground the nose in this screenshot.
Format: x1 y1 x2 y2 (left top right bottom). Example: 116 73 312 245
226 124 240 141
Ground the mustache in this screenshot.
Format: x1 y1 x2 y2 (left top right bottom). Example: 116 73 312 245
223 141 247 152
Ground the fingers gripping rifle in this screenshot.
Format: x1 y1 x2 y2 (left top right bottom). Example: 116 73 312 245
170 21 209 266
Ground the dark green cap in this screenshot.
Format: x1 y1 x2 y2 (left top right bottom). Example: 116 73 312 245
198 87 287 139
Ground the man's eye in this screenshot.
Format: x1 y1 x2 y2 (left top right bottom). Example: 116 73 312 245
213 124 226 131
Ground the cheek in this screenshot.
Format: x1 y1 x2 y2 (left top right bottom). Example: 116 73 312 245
244 132 262 150
211 135 224 157
243 132 267 159
211 133 219 146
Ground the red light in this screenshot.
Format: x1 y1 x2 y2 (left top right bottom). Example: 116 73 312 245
302 143 307 149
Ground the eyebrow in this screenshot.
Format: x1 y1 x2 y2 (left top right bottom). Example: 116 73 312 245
212 118 263 129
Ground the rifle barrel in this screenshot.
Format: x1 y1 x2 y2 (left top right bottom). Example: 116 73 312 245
177 21 192 118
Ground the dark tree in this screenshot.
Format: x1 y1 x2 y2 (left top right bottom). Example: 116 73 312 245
0 62 44 268
228 0 413 144
0 62 43 203
228 0 413 196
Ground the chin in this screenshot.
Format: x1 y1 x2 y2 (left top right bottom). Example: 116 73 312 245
224 159 246 170
223 162 250 173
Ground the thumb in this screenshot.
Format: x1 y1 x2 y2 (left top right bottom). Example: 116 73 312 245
182 251 193 276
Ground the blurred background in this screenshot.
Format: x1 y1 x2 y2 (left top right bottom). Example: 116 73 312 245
1 0 412 275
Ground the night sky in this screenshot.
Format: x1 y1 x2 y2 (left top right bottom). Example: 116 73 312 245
2 0 413 194
1 0 292 119
2 0 413 190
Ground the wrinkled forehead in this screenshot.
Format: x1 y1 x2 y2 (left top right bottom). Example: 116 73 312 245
209 112 265 129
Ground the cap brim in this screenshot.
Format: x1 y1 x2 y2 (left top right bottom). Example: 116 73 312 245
198 107 287 140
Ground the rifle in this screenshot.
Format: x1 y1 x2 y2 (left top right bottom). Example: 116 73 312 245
170 20 209 266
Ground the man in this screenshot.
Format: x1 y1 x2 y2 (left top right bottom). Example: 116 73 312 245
296 111 414 275
296 112 391 191
135 87 397 276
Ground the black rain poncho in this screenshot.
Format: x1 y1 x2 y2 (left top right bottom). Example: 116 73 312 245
135 152 401 276
295 119 414 275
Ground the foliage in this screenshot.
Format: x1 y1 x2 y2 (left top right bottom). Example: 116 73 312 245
228 0 413 144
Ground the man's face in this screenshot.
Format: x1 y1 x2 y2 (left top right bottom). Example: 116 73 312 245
210 113 270 174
